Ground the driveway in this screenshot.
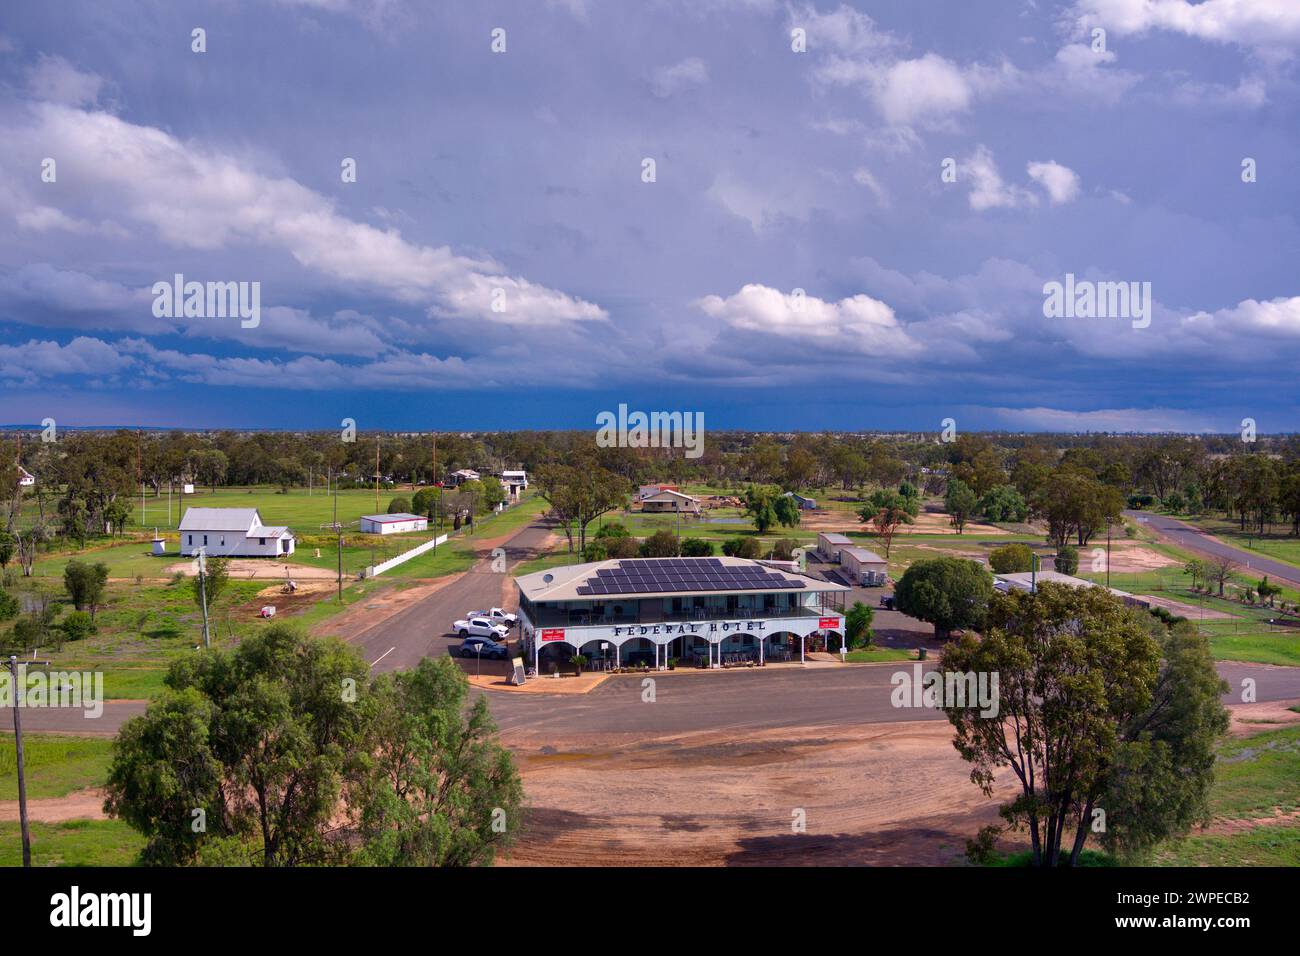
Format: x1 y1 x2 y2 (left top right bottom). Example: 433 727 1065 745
344 519 556 672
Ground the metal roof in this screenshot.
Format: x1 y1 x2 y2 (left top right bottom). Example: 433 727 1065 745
178 508 262 532
361 513 426 522
515 556 849 602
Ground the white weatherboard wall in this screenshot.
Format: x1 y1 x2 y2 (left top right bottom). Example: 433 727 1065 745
366 533 449 577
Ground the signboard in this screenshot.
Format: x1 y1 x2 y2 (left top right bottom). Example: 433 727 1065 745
540 628 566 643
509 656 526 685
818 617 842 630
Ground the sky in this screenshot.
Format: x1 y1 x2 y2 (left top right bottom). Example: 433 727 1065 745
0 0 1297 433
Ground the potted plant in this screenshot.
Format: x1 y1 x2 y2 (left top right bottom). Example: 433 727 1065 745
667 657 677 670
570 654 587 676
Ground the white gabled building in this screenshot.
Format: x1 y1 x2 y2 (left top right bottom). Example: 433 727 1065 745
500 469 528 498
178 507 295 558
359 512 428 535
17 466 35 487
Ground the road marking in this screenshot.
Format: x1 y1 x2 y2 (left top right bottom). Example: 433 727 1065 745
370 646 396 667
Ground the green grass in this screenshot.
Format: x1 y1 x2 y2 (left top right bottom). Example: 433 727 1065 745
0 735 113 800
1151 725 1300 866
1207 725 1300 819
844 646 914 663
1 578 289 701
0 820 144 867
1154 824 1300 866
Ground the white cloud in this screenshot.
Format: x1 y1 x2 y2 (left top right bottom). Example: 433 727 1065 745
1069 0 1300 50
0 103 606 328
851 166 889 206
964 146 1038 211
650 58 709 98
695 283 920 355
25 55 104 107
1026 160 1082 204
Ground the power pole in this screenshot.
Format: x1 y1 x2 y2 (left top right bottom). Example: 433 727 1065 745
7 654 47 867
373 439 381 512
334 479 342 602
197 548 211 649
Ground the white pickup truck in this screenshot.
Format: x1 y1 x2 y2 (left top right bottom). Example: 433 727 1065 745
453 616 510 640
467 607 517 626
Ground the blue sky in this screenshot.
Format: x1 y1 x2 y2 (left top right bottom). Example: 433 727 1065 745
0 0 1297 432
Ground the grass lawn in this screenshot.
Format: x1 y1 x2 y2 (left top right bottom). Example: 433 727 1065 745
1154 725 1300 866
1 577 285 700
845 646 914 663
0 735 114 800
0 820 144 867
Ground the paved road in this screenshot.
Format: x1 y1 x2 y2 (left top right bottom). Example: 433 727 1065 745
349 519 556 672
482 659 1300 736
1129 510 1300 588
8 660 1298 738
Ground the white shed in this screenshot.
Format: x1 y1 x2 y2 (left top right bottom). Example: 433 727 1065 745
816 532 852 562
359 513 428 535
840 546 888 586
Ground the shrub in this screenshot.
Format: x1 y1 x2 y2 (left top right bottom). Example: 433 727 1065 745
721 537 762 560
989 543 1034 574
387 497 411 515
770 538 798 561
680 538 714 557
639 529 680 558
0 587 18 622
1054 545 1079 575
61 609 96 642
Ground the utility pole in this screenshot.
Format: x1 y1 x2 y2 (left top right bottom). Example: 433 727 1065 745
197 548 211 649
334 483 342 602
1106 519 1113 589
373 439 381 513
7 654 48 867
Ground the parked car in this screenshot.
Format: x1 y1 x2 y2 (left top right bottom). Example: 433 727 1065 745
878 595 896 610
453 616 510 640
458 636 508 660
467 607 517 626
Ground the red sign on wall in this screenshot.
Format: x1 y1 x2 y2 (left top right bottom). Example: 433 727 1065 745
540 628 566 642
818 617 841 630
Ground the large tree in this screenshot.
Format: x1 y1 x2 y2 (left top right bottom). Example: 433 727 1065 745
941 584 1227 866
533 458 630 555
893 557 992 638
105 625 370 866
348 656 523 866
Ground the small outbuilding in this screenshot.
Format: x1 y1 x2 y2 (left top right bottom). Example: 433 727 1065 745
839 546 888 586
816 532 852 562
359 513 429 535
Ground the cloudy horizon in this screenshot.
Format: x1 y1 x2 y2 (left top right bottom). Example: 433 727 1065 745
1 1 1297 433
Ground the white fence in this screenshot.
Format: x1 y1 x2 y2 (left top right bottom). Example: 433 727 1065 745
366 533 449 578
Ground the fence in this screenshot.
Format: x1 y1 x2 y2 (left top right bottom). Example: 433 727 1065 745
365 533 448 578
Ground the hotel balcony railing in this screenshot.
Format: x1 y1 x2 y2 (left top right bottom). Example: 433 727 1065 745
520 602 842 630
